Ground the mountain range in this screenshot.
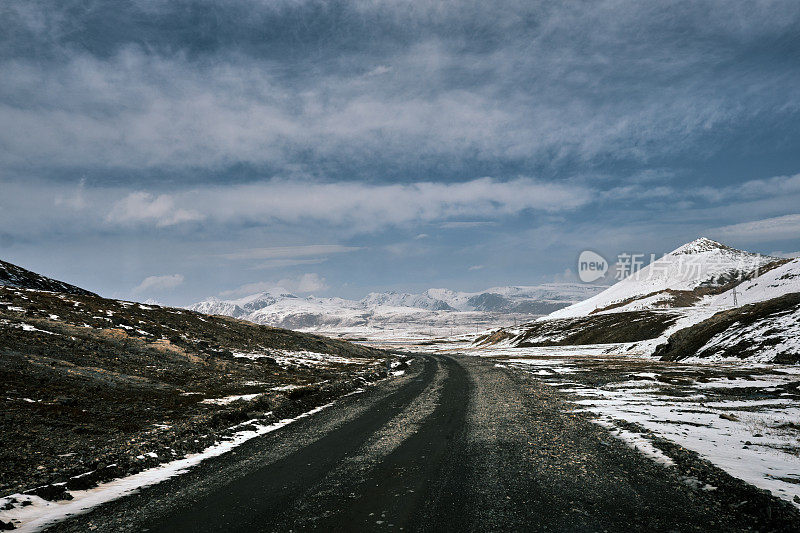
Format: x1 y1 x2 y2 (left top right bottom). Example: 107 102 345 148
188 283 605 337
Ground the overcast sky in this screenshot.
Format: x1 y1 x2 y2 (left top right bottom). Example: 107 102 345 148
2 1 800 305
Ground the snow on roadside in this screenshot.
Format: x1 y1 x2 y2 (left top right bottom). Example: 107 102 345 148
200 393 262 405
592 418 675 467
574 395 800 507
0 403 334 532
232 349 370 366
497 354 800 508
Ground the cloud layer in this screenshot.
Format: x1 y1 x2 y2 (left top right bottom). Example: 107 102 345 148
132 274 185 294
2 2 799 179
1 1 799 303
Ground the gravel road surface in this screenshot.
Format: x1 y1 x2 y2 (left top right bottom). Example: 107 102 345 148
48 355 799 532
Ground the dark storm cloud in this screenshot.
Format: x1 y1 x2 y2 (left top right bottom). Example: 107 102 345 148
2 1 799 183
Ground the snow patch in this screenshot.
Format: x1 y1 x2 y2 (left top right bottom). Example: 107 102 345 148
0 403 335 532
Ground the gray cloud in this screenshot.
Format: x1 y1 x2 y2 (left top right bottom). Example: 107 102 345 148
219 273 327 297
132 274 184 294
222 245 360 261
440 221 497 229
2 1 799 303
2 2 798 180
708 214 800 243
251 258 328 270
98 177 591 231
107 192 203 227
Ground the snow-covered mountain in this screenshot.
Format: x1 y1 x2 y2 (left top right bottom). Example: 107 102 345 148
478 239 800 363
188 283 604 336
549 238 782 319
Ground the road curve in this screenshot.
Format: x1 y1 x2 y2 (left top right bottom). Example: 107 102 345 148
49 355 797 532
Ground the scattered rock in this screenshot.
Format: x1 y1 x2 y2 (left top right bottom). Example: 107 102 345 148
66 473 97 491
23 484 73 502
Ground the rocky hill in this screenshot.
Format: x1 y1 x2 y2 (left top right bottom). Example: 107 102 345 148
0 260 396 505
0 259 97 296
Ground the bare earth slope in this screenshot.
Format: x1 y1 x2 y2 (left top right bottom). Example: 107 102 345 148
0 278 392 505
476 310 683 347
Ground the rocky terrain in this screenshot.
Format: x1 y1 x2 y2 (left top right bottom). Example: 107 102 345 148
0 260 399 524
0 260 96 297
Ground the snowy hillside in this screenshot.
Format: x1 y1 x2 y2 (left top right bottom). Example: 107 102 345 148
188 283 604 336
478 239 800 363
709 258 800 307
655 292 800 364
548 238 780 319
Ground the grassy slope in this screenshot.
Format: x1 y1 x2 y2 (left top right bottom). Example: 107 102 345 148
477 310 682 347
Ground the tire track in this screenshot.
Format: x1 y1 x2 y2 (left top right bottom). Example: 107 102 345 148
143 356 443 533
292 355 472 531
